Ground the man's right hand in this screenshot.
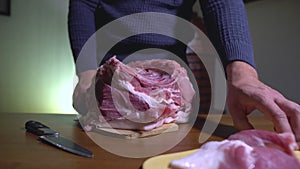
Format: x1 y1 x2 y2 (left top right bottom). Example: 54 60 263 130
73 69 98 115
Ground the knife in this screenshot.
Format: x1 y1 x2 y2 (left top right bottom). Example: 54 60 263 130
25 120 93 158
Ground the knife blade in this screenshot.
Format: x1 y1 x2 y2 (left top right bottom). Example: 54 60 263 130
25 120 93 158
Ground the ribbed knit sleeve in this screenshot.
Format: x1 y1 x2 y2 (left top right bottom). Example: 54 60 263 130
199 0 255 68
68 0 99 73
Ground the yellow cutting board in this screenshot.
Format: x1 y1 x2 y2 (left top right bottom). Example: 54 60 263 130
143 149 300 169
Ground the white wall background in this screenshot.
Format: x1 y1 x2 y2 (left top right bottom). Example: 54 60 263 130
0 0 299 114
246 0 300 106
0 0 76 114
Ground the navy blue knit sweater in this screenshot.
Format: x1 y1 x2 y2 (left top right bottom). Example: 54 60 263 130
68 0 255 73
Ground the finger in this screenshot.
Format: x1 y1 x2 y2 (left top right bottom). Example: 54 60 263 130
229 106 254 130
73 94 88 115
276 99 300 141
86 79 100 114
258 99 292 134
87 91 100 114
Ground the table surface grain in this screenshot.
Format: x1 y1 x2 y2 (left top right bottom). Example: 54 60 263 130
0 113 273 169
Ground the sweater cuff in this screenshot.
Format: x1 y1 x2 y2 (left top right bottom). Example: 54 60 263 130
222 41 256 69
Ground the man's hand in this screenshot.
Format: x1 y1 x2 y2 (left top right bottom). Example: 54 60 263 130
73 69 98 115
226 61 300 142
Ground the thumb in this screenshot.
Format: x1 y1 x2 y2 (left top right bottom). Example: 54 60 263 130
73 85 88 115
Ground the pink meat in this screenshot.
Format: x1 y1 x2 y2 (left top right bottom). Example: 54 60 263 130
228 129 298 155
82 56 195 131
169 130 300 169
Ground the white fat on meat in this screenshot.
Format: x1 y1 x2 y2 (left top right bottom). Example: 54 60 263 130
169 130 300 169
81 57 196 131
127 58 195 123
110 78 168 123
169 140 255 169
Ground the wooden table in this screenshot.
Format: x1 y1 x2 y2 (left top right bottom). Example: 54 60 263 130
0 113 273 169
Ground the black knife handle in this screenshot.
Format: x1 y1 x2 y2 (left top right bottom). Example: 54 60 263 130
25 120 59 136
